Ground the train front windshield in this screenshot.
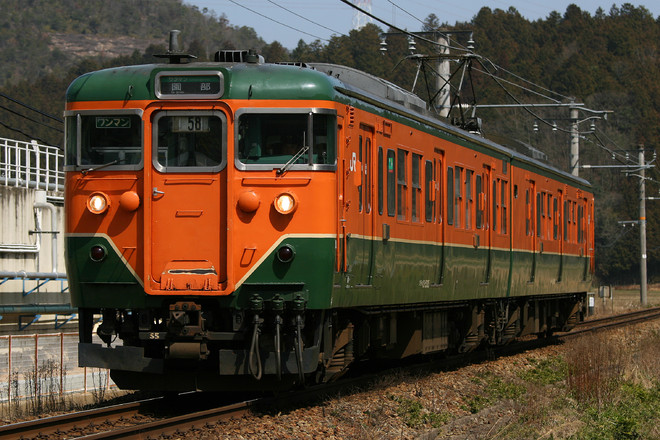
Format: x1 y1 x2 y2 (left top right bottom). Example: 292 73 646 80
65 111 143 170
236 109 336 168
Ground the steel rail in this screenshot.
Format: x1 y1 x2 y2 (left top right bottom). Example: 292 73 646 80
0 396 163 440
3 307 660 439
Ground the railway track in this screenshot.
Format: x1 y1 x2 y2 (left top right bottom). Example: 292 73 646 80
4 306 659 440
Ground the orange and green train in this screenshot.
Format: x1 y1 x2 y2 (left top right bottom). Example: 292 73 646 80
64 48 593 391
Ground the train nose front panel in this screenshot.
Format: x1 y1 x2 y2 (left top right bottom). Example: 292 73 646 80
149 175 228 292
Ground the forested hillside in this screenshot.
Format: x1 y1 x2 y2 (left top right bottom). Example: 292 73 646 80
0 0 658 285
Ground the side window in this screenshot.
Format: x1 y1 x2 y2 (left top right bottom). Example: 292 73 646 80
387 149 395 217
536 192 542 238
397 149 408 220
412 153 422 222
425 160 434 222
476 174 483 229
563 200 569 242
365 137 371 214
447 166 454 225
501 180 507 235
526 189 531 236
358 135 363 212
553 197 558 240
378 147 384 215
454 166 462 228
578 203 584 243
492 179 497 233
465 169 473 230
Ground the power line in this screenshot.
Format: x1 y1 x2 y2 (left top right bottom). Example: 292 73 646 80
265 0 347 37
0 120 57 148
0 92 63 123
385 0 426 27
0 104 63 134
225 0 331 42
337 0 470 52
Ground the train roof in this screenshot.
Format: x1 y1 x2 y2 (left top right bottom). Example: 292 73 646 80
65 57 591 191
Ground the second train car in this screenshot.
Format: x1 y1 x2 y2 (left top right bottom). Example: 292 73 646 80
64 48 593 391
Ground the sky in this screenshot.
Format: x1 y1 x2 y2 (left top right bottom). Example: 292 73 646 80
186 0 659 49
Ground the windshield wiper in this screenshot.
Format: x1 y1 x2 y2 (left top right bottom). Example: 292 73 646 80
81 160 119 175
277 145 309 176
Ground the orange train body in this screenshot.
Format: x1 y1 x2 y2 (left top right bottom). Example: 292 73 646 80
64 52 593 391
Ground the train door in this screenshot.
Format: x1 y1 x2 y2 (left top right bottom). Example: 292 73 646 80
527 179 537 282
359 125 374 285
579 196 590 280
428 149 445 284
557 189 564 282
343 123 374 286
148 111 227 292
474 165 492 283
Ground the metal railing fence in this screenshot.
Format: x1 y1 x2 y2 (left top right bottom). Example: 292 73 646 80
0 333 115 403
0 138 64 192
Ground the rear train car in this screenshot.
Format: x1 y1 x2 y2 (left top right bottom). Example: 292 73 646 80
64 49 593 391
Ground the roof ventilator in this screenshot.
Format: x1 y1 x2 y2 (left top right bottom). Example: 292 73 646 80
215 49 264 64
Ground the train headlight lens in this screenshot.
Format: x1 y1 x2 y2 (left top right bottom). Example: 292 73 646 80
90 245 107 262
274 192 297 215
87 192 110 214
277 244 295 263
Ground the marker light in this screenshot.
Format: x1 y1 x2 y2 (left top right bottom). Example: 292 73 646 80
273 192 297 215
87 192 110 214
277 244 295 263
90 245 107 262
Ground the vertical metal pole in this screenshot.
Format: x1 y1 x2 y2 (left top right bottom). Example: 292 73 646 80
8 335 12 406
60 333 64 396
639 148 648 306
570 106 579 176
437 33 451 118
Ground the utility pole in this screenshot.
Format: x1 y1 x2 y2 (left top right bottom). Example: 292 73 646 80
570 106 580 176
639 147 648 306
583 148 653 306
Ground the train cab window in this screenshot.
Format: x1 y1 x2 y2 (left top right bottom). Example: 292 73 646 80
235 109 336 170
412 153 421 222
154 112 225 171
65 111 143 169
387 149 395 217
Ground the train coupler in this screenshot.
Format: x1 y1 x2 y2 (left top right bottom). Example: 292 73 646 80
168 301 203 337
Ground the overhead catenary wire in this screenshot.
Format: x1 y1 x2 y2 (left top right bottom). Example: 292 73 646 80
0 104 63 134
385 0 427 27
225 0 331 42
337 0 470 53
0 92 63 123
265 0 347 37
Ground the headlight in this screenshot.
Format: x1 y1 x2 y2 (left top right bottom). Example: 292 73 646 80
273 192 297 215
87 192 110 214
